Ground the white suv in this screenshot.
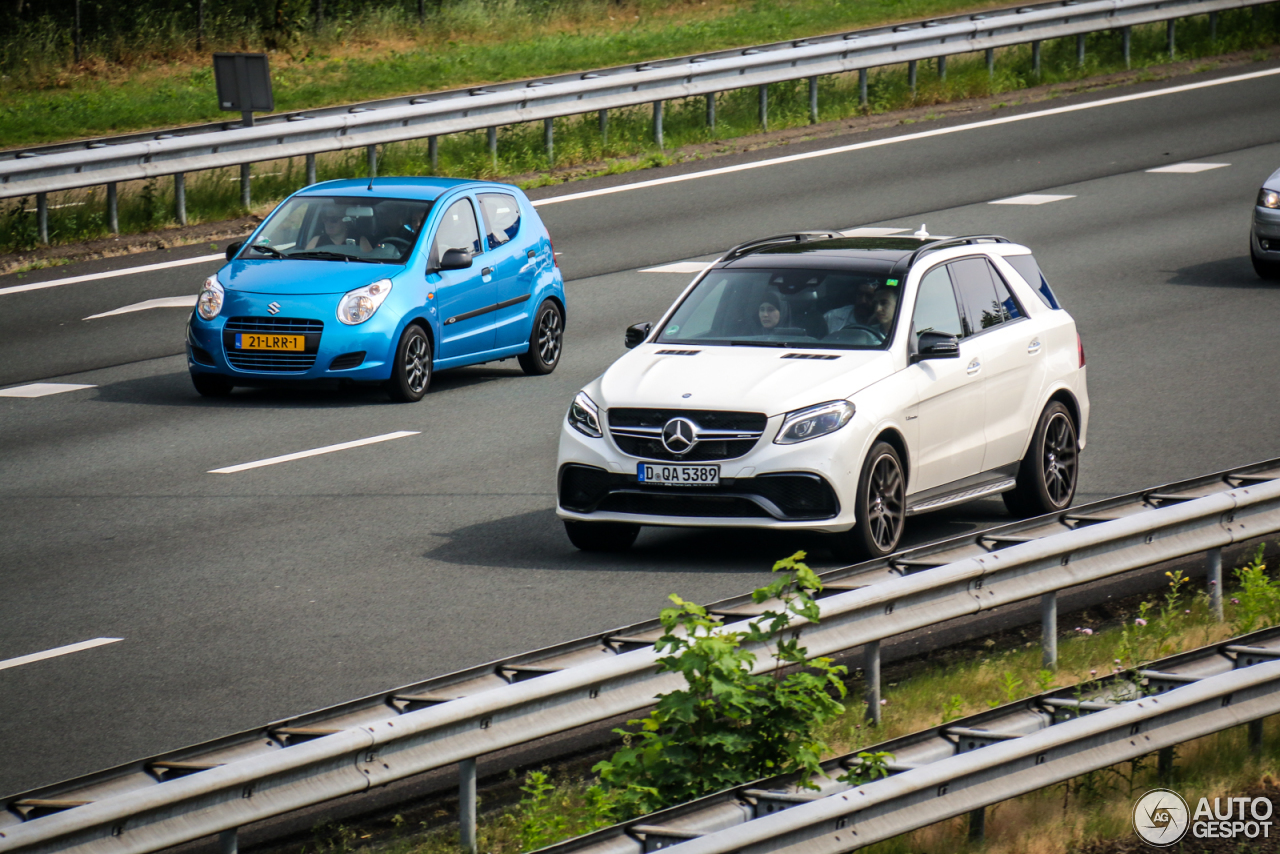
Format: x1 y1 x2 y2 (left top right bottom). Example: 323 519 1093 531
557 232 1089 559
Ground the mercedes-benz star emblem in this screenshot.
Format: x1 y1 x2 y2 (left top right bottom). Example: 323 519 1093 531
661 417 698 455
267 302 281 315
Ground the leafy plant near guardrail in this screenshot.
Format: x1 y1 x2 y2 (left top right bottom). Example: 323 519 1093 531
592 552 848 818
1232 543 1280 633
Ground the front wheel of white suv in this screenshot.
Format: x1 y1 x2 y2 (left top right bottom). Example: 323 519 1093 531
830 441 906 562
1003 401 1078 518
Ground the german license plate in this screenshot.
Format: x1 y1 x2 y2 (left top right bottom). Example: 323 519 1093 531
235 333 304 351
637 462 720 487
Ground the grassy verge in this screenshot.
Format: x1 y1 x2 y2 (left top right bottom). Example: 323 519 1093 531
295 545 1280 854
3 4 1280 258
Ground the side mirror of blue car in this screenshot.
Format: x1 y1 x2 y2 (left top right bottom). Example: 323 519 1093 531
438 248 473 271
225 241 243 262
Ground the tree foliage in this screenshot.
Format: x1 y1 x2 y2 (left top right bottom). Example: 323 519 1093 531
592 552 848 818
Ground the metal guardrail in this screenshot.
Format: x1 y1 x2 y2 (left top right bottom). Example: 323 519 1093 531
0 0 1270 217
541 627 1280 854
1 458 1278 853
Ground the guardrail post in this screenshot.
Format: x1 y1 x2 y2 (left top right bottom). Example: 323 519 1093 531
305 153 317 186
968 806 985 841
758 85 768 131
986 47 995 76
175 173 187 226
36 192 48 244
937 55 947 81
367 144 378 178
219 828 238 854
808 77 818 123
544 118 554 166
1032 41 1042 77
865 639 881 726
107 182 119 235
1122 27 1131 68
1158 746 1175 781
858 69 868 108
459 758 477 854
653 100 664 148
487 127 498 167
1210 10 1218 41
240 164 251 209
1077 34 1086 67
1042 591 1058 670
706 94 716 130
599 110 609 146
1250 718 1265 750
1167 19 1176 59
1208 547 1224 621
908 60 918 95
428 137 439 173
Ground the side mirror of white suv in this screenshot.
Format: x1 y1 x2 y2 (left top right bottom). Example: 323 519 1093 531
911 331 960 363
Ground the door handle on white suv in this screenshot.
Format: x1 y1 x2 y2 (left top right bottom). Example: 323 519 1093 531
1027 338 1043 355
966 357 982 376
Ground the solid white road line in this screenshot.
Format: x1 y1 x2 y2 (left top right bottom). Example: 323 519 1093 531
1147 162 1231 173
530 67 1280 208
641 261 711 273
209 431 421 474
0 253 223 297
0 382 96 398
840 227 909 237
990 194 1076 205
0 638 123 672
84 295 197 320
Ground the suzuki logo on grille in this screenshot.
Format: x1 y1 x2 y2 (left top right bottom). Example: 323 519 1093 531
267 302 282 315
661 417 698 455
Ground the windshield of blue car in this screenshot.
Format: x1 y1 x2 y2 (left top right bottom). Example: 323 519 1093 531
655 267 903 350
241 196 433 264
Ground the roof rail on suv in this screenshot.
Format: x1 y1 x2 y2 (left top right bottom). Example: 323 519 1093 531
894 234 1011 273
722 231 844 261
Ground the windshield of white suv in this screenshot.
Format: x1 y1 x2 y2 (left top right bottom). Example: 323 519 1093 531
656 267 903 349
240 195 433 264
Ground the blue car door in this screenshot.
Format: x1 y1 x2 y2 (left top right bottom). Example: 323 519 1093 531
477 192 538 350
430 196 496 360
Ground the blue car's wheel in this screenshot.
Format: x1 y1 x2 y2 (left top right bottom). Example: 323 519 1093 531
192 373 233 397
386 325 432 403
518 299 563 376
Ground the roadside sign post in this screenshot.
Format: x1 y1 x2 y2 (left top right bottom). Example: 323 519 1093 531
212 53 274 208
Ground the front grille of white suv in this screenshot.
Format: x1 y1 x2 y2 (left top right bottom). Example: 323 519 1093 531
607 409 767 462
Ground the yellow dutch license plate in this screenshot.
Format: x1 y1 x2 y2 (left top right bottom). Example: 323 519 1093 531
235 333 305 351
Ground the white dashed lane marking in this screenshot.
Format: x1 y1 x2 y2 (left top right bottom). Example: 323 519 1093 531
1147 162 1231 173
0 638 123 672
0 383 96 398
209 431 421 474
990 194 1076 206
0 253 223 297
640 262 710 274
84 295 197 320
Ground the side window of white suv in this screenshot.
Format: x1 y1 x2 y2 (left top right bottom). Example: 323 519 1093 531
912 266 964 338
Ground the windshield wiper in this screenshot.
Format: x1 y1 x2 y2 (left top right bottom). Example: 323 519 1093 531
288 250 378 263
245 244 288 259
728 339 791 347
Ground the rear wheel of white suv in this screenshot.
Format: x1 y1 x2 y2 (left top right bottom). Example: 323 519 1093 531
830 441 905 562
1003 401 1078 518
563 520 640 552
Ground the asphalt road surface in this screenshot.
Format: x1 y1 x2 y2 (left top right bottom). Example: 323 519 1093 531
2 61 1279 798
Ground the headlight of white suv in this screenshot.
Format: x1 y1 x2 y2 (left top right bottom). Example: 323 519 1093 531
337 279 393 325
196 276 224 320
567 391 603 438
775 400 855 444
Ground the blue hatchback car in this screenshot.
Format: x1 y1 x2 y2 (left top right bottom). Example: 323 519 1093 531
187 177 566 401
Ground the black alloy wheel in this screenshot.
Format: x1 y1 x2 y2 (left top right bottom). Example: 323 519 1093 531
832 441 906 561
191 373 234 398
563 520 640 552
518 300 564 376
386 325 432 403
1003 401 1078 518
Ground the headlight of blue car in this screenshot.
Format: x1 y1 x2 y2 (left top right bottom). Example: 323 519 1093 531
196 276 224 320
337 279 393 325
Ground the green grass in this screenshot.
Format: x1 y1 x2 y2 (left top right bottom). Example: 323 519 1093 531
4 5 1279 255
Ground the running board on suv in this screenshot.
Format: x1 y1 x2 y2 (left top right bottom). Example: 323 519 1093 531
905 468 1018 516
